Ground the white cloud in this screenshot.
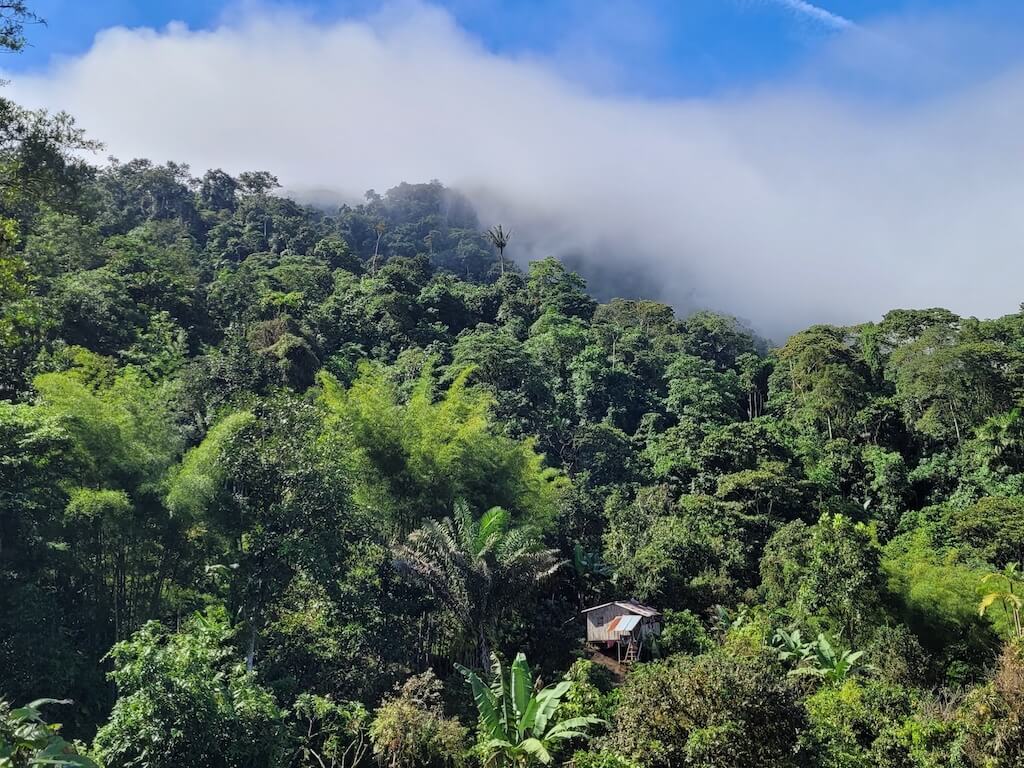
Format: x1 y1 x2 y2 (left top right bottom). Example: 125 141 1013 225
5 2 1024 337
765 0 854 30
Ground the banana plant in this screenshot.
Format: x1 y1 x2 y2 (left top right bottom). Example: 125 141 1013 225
793 634 864 684
571 543 611 580
771 627 806 663
710 604 749 640
772 629 864 684
456 653 603 766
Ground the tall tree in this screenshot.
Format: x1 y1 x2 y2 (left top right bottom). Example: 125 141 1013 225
397 502 561 668
486 225 511 276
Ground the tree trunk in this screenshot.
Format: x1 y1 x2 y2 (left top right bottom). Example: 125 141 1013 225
246 619 257 672
478 627 491 672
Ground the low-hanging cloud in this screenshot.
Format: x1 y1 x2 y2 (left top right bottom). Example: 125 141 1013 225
7 1 1024 337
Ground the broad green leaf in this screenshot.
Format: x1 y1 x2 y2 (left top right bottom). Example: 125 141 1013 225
520 738 552 764
545 730 586 741
484 738 515 751
26 700 72 711
457 663 503 739
547 716 604 735
979 592 1002 615
518 696 541 738
533 681 570 735
510 653 531 726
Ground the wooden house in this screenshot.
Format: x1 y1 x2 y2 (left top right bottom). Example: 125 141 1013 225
581 600 662 663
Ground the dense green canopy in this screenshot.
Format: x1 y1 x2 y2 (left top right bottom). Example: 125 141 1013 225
5 12 1024 765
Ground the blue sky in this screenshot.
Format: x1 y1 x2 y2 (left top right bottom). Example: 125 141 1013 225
10 0 1007 98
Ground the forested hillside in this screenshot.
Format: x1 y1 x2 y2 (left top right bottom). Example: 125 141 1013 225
6 11 1024 768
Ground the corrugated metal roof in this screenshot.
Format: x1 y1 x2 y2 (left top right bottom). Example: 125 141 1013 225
581 600 661 617
581 601 617 613
616 600 660 618
612 614 641 633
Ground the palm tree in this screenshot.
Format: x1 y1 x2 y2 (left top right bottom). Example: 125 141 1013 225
457 652 602 767
396 502 562 669
980 562 1024 638
486 225 511 276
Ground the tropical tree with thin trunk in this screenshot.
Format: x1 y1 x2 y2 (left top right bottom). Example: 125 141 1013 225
980 562 1024 638
486 225 511 276
396 501 561 669
371 220 387 274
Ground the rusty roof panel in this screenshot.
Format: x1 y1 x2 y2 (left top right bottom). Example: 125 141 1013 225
615 615 642 632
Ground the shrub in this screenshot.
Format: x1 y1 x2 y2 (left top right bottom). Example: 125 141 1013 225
804 679 914 768
93 608 285 768
657 609 713 657
369 671 467 768
960 641 1024 766
562 659 619 724
571 750 639 768
0 698 95 768
289 694 369 768
605 648 814 768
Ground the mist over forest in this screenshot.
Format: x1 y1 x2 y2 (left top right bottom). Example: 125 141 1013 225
288 183 701 333
11 2 1024 337
6 3 1024 768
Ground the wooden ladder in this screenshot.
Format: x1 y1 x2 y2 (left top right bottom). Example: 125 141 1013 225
623 640 639 663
